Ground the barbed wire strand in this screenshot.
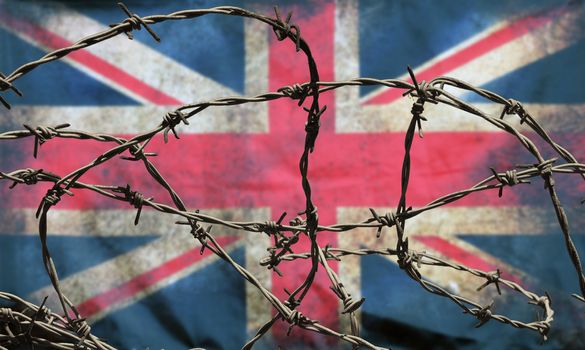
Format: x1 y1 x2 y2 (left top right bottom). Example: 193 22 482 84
0 3 584 350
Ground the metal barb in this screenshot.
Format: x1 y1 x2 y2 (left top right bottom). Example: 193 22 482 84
113 2 160 42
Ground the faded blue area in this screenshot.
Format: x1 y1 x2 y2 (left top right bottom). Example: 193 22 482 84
0 234 156 296
92 247 247 350
471 39 585 103
67 0 247 95
361 254 478 350
461 233 585 296
361 234 585 349
359 0 565 96
0 27 137 106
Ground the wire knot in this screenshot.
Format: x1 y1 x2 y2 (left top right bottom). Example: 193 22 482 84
538 324 550 343
528 293 552 343
301 206 319 234
489 168 530 197
121 143 158 162
289 216 305 228
532 296 547 307
20 168 41 185
36 185 72 218
115 184 152 225
23 123 70 158
278 83 310 106
536 159 556 188
369 208 396 238
129 191 145 208
9 168 42 189
0 72 23 110
303 105 326 152
517 158 557 189
128 191 149 225
0 72 14 91
502 170 520 186
402 66 432 138
304 118 320 134
403 66 437 101
286 310 301 333
341 295 365 314
500 99 529 124
264 220 278 232
36 304 52 321
524 158 556 190
190 224 206 240
470 301 494 328
410 98 428 138
260 247 283 276
285 310 313 336
397 247 423 280
415 81 435 100
477 269 502 295
44 188 63 205
69 318 91 347
272 7 302 52
283 292 300 310
112 2 160 42
529 294 551 309
188 224 211 254
162 111 189 143
411 100 425 115
262 212 286 236
0 307 16 322
397 250 422 270
324 244 341 261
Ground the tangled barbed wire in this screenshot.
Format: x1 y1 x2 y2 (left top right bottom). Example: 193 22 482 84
0 3 584 349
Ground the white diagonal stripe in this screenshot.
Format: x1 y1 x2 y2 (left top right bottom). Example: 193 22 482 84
335 2 584 133
3 0 233 102
31 234 243 322
361 6 582 103
0 0 270 133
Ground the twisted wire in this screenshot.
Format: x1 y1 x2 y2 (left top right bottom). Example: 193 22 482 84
0 3 583 350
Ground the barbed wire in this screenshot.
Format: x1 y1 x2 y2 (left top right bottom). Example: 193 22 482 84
0 3 584 350
0 292 114 350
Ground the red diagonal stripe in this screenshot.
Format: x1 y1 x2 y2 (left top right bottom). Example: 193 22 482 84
0 11 182 106
76 236 239 319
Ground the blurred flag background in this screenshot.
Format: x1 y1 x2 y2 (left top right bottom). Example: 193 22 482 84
0 0 584 349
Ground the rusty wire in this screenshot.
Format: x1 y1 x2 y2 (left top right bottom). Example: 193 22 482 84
0 3 584 350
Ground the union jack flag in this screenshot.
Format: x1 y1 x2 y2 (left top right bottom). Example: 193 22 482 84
0 0 584 349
